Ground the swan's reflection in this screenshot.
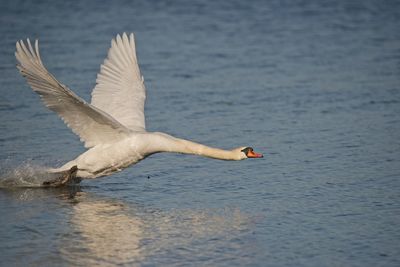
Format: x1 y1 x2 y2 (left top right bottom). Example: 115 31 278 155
1 186 255 266
59 191 144 266
61 191 255 266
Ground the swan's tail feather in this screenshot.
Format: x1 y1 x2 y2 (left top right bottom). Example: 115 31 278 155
42 166 81 187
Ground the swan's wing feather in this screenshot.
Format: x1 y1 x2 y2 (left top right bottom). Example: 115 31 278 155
91 33 146 132
15 39 131 148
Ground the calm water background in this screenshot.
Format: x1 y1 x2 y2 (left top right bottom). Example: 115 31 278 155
0 0 399 266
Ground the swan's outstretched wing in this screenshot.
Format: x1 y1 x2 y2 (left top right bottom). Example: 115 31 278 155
15 39 131 148
91 33 146 132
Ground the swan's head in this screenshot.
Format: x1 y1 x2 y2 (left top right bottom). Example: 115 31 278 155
235 147 263 160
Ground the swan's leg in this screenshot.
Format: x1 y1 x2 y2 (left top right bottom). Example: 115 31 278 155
42 166 81 187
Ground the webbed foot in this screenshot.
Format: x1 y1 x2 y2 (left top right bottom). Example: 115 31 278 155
42 166 81 187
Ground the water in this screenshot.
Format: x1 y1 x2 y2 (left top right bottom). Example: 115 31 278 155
1 0 399 266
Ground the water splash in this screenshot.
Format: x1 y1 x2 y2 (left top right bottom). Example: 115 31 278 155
0 162 54 188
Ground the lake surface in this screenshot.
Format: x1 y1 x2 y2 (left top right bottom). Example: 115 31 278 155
0 0 399 266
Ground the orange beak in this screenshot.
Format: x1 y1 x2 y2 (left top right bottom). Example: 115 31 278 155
247 150 263 158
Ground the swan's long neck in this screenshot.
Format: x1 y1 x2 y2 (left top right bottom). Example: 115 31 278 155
148 132 242 161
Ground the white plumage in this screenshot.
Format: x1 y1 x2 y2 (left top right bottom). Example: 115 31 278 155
92 33 146 132
15 37 131 148
15 33 262 181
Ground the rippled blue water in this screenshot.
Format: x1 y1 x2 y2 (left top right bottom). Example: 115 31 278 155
0 0 399 266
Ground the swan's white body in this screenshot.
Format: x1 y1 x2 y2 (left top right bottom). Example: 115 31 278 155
60 132 246 178
15 33 261 179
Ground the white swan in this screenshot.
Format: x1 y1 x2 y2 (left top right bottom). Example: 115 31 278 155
15 33 262 184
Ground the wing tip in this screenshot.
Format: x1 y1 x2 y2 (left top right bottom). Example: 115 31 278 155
114 32 135 43
15 38 40 58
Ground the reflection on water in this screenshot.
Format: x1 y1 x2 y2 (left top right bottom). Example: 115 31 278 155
0 187 256 266
61 194 144 266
